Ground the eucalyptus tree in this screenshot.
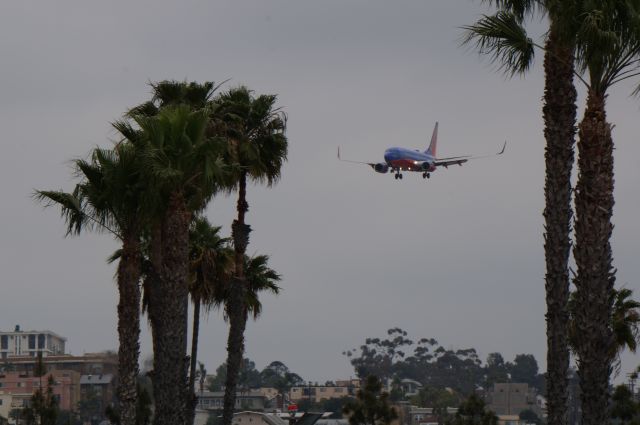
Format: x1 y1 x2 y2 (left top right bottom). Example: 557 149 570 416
130 104 227 425
463 3 578 422
36 139 146 425
214 86 287 425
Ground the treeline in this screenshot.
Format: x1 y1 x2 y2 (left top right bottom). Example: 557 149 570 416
207 359 305 393
343 328 544 397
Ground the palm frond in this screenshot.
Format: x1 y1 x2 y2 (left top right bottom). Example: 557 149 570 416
461 11 536 77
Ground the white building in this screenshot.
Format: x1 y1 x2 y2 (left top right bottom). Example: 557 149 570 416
0 326 66 359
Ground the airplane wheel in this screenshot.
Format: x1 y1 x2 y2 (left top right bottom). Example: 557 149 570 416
399 174 403 180
427 173 430 179
422 173 427 179
394 174 398 180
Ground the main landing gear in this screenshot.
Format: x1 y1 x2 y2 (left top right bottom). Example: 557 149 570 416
422 172 431 179
394 173 403 180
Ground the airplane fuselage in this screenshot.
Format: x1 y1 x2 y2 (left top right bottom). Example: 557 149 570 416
384 147 436 172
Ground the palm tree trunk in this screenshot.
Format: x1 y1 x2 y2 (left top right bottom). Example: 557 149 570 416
149 192 192 425
186 299 201 425
542 28 576 425
117 231 142 425
222 172 251 425
573 91 616 425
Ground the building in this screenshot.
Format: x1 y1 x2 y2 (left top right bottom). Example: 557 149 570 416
399 379 422 398
5 352 118 376
196 391 268 412
485 383 544 418
407 406 458 425
80 374 115 415
0 391 13 421
0 326 66 359
289 385 353 403
0 370 80 411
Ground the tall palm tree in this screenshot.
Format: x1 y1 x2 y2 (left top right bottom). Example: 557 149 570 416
570 4 640 423
214 86 287 425
463 3 578 423
186 216 233 425
131 104 227 425
465 2 640 423
36 140 146 425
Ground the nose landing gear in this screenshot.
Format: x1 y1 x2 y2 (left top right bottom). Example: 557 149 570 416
422 172 430 179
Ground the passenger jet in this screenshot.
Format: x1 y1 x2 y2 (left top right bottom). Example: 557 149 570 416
338 122 506 180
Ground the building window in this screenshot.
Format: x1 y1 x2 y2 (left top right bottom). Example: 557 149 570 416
38 334 45 349
0 336 7 350
0 399 3 405
29 335 36 350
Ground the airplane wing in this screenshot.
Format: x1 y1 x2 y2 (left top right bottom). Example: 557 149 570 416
337 147 377 169
434 158 469 167
434 142 506 168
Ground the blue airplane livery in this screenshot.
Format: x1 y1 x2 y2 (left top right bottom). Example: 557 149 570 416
338 122 506 180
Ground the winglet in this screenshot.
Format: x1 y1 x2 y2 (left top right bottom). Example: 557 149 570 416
337 146 341 160
498 141 506 155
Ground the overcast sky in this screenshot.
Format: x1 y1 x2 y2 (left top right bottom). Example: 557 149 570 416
2 0 640 384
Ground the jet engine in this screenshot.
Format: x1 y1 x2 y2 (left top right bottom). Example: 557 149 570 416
373 163 389 174
420 161 434 171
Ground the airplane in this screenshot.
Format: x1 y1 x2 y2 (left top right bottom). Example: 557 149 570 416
338 122 506 180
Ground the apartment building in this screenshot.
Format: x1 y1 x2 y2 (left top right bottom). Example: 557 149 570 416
6 352 118 376
0 370 80 411
0 326 65 359
289 385 352 403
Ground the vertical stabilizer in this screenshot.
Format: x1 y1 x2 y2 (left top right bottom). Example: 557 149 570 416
425 122 438 157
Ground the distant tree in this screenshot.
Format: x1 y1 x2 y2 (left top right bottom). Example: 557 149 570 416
447 393 497 425
518 409 541 425
342 376 398 425
136 383 153 425
483 353 508 388
208 358 264 392
77 387 102 424
610 385 639 425
22 375 59 425
322 397 355 418
260 360 304 406
411 387 461 410
506 354 538 387
55 410 81 425
345 328 413 380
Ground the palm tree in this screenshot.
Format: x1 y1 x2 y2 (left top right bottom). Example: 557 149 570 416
214 86 287 425
126 80 233 425
130 103 227 425
36 140 146 425
570 4 640 422
463 3 579 423
569 287 640 370
215 253 281 421
186 216 233 425
198 362 208 396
